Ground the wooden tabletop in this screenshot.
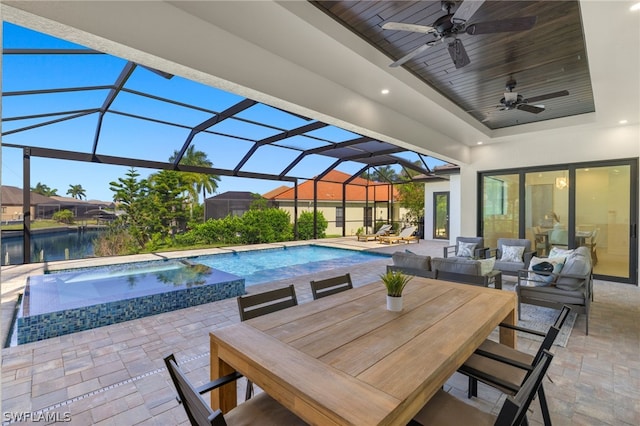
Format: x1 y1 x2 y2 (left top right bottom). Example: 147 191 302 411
210 277 517 425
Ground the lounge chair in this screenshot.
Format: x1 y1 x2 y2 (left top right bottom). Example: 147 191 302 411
379 226 418 244
357 223 392 241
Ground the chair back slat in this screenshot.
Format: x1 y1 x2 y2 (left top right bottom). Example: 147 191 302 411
237 285 298 321
494 350 554 426
310 274 353 300
164 355 227 426
532 305 571 366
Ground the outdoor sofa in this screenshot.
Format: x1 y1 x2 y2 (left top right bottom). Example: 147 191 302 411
515 246 593 334
387 251 501 288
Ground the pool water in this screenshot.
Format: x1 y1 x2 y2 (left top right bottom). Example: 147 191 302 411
194 245 387 286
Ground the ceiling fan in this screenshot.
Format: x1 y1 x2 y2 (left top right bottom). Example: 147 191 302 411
496 78 570 114
382 0 537 69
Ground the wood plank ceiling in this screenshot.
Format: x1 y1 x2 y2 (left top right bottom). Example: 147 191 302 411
311 0 595 130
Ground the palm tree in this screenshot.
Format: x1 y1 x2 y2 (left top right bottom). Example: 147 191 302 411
170 145 220 201
67 184 87 200
31 182 58 196
361 165 398 183
169 145 220 218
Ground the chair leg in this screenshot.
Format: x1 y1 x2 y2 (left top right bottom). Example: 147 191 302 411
467 376 478 398
538 385 552 426
245 379 254 400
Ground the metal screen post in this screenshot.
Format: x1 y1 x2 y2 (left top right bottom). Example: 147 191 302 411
23 147 32 264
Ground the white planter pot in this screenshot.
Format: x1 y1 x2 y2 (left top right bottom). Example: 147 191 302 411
386 295 403 312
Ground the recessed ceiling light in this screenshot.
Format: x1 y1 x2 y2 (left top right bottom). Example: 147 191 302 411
619 120 628 124
477 141 483 145
630 2 640 11
381 89 390 95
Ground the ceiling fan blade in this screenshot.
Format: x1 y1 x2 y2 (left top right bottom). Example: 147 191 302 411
517 104 545 114
524 90 570 103
447 38 470 69
390 43 432 67
465 16 537 35
452 0 486 24
382 22 435 34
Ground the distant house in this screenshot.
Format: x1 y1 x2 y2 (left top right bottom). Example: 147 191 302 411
1 186 114 222
1 186 55 222
204 191 273 220
263 170 406 236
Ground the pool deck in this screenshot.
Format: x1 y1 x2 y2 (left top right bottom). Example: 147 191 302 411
1 237 639 425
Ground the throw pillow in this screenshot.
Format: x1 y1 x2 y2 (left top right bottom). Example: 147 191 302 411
477 257 496 276
500 245 525 263
526 256 564 286
549 247 574 258
456 241 477 258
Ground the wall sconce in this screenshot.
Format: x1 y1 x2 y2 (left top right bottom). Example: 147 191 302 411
555 177 568 189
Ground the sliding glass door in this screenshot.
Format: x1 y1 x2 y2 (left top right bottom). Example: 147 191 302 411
575 164 634 280
479 159 637 283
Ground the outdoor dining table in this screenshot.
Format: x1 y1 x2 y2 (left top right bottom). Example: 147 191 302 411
209 277 517 425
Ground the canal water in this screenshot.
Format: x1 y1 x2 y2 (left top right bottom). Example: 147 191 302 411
1 228 105 265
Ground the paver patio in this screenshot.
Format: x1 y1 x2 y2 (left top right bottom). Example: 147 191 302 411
1 238 639 425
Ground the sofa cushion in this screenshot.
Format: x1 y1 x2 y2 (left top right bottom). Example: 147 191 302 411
556 253 591 291
478 257 496 275
494 259 525 273
500 245 525 262
432 257 481 275
392 252 431 271
456 241 477 258
525 256 564 287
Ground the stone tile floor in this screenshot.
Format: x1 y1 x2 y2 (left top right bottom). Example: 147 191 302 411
1 238 639 425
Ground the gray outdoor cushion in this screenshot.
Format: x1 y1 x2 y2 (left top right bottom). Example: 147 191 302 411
494 260 525 273
518 284 586 305
431 257 481 275
556 253 591 290
392 252 431 271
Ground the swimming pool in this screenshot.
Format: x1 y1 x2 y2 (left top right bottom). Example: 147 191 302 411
194 245 388 286
14 245 388 345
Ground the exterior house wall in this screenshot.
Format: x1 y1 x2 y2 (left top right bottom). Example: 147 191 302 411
1 205 34 222
276 201 407 236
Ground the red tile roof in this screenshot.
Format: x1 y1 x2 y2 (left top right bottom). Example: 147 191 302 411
263 170 397 202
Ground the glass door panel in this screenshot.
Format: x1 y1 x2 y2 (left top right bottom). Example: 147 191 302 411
525 170 570 256
576 165 631 280
433 192 449 239
482 174 519 248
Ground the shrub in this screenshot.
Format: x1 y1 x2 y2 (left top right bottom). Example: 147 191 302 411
297 211 328 240
52 209 74 224
93 226 138 256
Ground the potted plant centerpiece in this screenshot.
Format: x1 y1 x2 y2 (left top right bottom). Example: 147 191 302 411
380 270 412 312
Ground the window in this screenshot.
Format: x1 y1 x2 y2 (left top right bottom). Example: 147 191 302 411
364 207 373 227
335 206 344 228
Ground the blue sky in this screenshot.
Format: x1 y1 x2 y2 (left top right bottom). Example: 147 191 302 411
2 22 445 203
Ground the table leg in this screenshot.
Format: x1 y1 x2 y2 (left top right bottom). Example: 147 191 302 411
499 306 517 348
210 337 237 413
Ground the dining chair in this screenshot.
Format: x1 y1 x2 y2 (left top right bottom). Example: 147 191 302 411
459 305 571 426
164 354 306 426
310 273 353 300
236 284 298 399
410 350 554 426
